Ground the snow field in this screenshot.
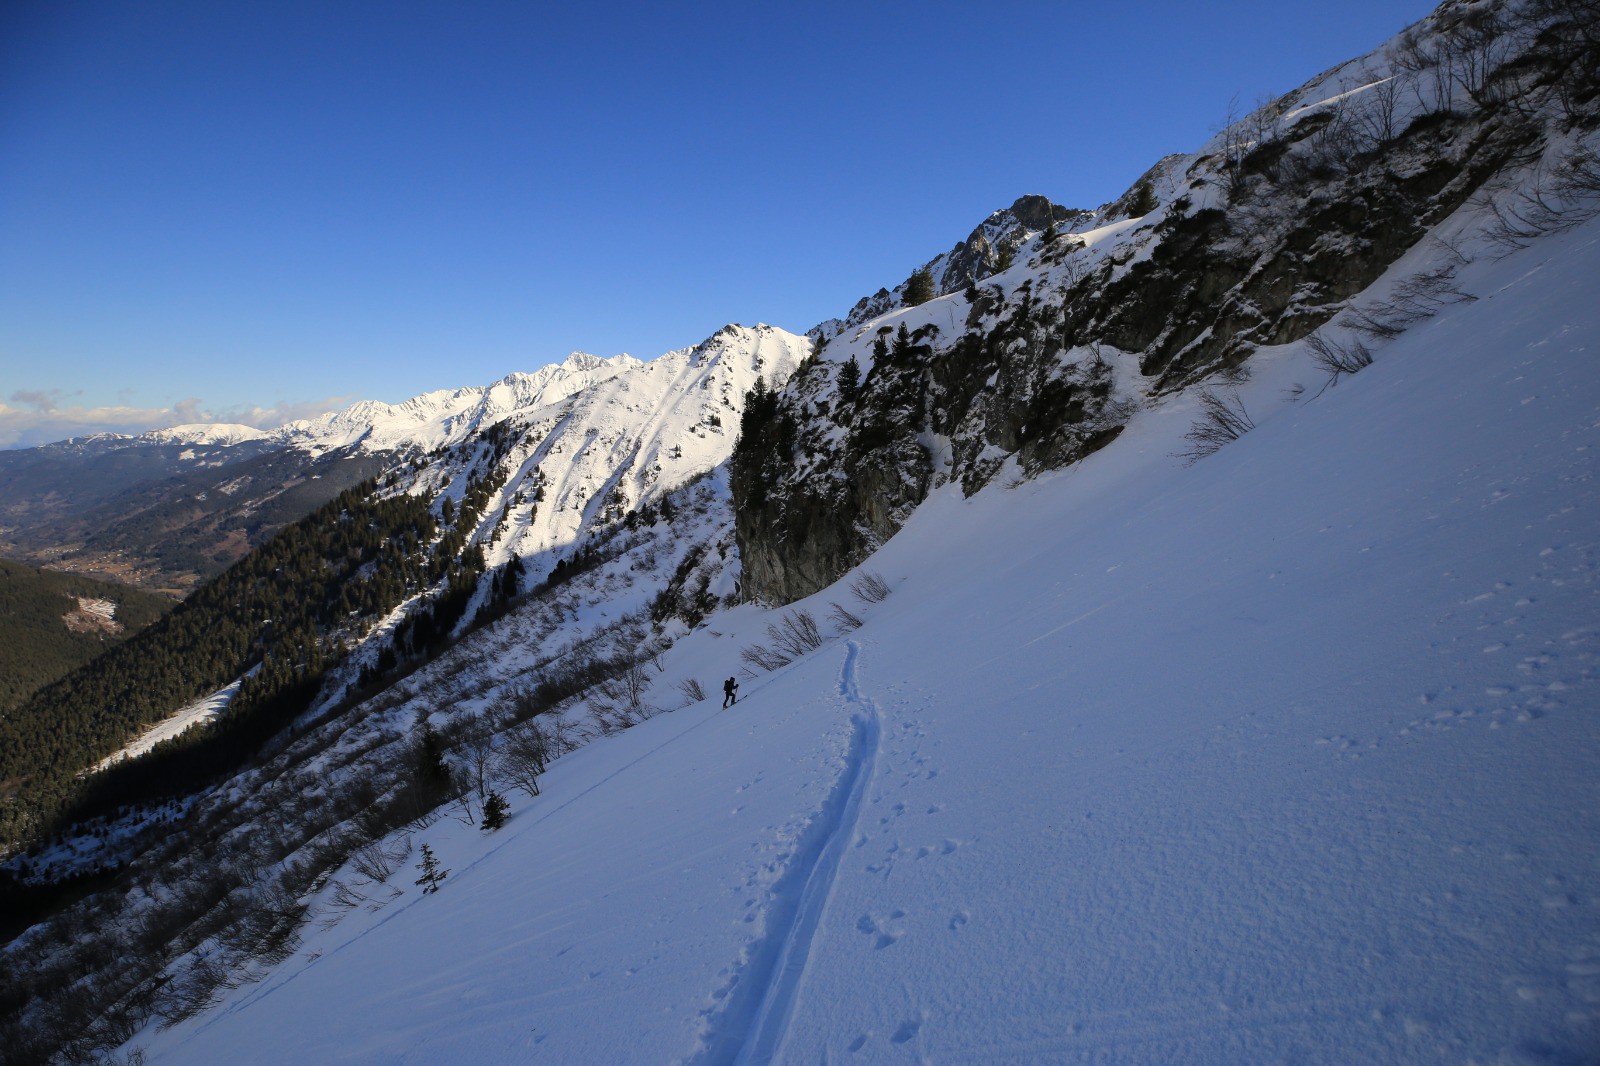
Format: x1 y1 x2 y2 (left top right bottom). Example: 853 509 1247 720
135 631 866 1064
764 222 1600 1062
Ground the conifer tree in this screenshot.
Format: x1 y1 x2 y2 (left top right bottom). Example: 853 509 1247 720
894 323 913 360
415 718 451 791
837 356 861 404
1129 180 1157 216
414 843 449 893
904 265 936 307
995 243 1015 275
481 790 509 831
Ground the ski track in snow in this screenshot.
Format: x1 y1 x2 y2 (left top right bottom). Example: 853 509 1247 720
695 641 881 1066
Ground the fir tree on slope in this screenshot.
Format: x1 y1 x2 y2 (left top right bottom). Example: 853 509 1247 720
415 843 449 894
838 356 862 405
481 791 509 831
904 265 936 307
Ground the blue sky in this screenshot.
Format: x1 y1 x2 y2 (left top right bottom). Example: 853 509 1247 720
0 0 1437 448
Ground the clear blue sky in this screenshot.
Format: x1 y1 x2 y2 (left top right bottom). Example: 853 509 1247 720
0 0 1437 447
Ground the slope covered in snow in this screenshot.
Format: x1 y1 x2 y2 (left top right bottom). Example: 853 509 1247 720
273 352 643 455
424 323 809 579
127 194 1600 1065
153 325 805 462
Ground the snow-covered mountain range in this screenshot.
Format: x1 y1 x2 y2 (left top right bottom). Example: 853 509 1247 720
0 326 807 591
68 336 788 458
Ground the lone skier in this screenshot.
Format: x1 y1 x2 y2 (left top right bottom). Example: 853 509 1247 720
723 677 739 708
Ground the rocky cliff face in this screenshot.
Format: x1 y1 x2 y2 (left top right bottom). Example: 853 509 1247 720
809 195 1091 346
738 0 1600 605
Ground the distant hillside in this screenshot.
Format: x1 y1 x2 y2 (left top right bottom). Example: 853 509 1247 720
0 440 390 595
0 560 171 718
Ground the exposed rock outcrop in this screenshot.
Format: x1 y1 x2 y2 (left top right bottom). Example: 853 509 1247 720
740 0 1600 605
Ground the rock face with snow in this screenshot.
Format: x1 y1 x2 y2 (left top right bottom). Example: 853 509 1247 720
810 194 1090 345
414 323 809 583
273 351 644 455
738 0 1600 604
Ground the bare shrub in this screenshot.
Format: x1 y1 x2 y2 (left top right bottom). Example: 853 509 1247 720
453 728 498 805
767 610 824 659
1305 332 1374 388
1347 264 1476 338
155 955 225 1026
1278 96 1360 188
1392 265 1476 310
677 678 707 704
850 571 892 604
829 601 864 633
1555 143 1600 198
224 881 305 966
498 720 550 798
587 702 641 736
1437 3 1516 106
349 838 410 883
1210 94 1278 200
1484 144 1600 256
617 662 655 710
739 641 791 673
325 879 368 912
1344 305 1408 339
1350 72 1405 149
1393 23 1455 115
1176 388 1256 465
546 715 582 755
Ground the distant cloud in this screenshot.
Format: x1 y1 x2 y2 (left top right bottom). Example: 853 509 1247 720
9 388 79 413
0 395 358 450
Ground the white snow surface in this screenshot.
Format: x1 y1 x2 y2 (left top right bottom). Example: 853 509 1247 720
415 323 809 579
100 327 807 464
274 351 645 455
73 597 118 623
142 423 271 447
94 681 241 772
132 214 1600 1061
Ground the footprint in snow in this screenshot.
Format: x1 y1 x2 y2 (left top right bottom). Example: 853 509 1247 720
890 1017 923 1044
857 911 904 949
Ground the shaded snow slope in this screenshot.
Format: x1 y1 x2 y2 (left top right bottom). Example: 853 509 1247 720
135 220 1600 1063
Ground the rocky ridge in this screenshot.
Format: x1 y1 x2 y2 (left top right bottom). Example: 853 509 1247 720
735 0 1600 605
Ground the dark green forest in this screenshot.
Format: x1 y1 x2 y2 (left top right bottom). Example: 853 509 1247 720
0 480 452 847
0 560 171 717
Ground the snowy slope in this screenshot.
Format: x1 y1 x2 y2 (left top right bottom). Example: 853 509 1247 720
49 328 803 466
142 424 271 447
93 681 241 772
443 324 808 576
129 195 1600 1064
273 352 643 455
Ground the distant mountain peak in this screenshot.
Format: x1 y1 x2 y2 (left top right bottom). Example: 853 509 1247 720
144 423 271 447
